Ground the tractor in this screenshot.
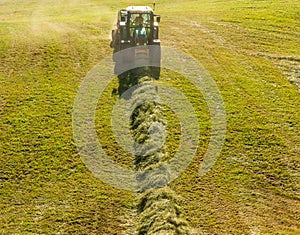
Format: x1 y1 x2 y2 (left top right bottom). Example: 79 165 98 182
110 6 161 79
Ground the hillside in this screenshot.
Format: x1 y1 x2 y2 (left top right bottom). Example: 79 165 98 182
0 0 299 234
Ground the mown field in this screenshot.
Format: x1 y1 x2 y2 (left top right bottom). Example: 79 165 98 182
0 0 299 234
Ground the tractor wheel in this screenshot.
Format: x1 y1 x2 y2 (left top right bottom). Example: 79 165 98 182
150 45 161 67
149 67 160 80
110 30 116 48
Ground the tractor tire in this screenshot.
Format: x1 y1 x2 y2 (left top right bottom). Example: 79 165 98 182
149 45 161 79
150 66 161 80
110 30 116 48
150 45 161 67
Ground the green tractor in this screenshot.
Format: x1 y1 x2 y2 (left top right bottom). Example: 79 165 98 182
110 6 161 79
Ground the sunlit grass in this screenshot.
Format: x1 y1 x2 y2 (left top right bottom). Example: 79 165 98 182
0 0 299 234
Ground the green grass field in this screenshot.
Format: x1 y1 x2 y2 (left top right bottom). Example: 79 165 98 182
1 0 299 234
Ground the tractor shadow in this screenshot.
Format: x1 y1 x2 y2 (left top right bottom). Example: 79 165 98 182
113 65 160 98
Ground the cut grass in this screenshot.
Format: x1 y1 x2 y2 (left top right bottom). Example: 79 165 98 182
1 0 299 234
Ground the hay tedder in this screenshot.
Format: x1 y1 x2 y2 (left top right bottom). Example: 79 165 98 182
110 6 161 78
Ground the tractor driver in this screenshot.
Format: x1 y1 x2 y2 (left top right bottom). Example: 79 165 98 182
133 13 144 25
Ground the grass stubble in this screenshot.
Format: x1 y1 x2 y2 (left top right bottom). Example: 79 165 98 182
0 0 299 234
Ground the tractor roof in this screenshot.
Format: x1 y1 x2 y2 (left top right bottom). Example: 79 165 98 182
126 6 153 13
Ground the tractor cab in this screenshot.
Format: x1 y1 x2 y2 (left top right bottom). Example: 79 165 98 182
130 12 150 45
111 6 160 50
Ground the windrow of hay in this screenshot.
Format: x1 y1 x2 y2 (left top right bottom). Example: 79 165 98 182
129 78 191 235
